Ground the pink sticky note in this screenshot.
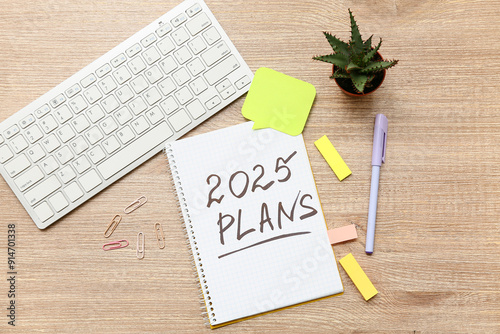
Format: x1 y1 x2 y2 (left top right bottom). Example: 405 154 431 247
327 224 358 245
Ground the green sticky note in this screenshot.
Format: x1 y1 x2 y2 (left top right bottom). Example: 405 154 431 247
242 67 316 136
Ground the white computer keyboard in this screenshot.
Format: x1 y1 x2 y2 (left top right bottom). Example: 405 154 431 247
0 0 253 229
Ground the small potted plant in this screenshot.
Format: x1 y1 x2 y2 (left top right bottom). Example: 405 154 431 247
313 9 398 96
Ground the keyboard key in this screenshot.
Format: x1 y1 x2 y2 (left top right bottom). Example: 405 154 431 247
188 36 207 55
56 124 76 143
87 105 105 123
205 95 221 110
129 97 148 115
41 156 59 174
189 77 208 95
141 33 157 47
160 96 179 114
0 145 14 164
49 192 69 212
40 115 58 133
85 126 104 145
186 3 202 17
0 135 3 144
156 23 172 37
101 116 118 135
34 104 51 118
159 56 177 74
5 154 30 177
130 75 149 94
220 86 236 100
116 107 133 125
26 144 45 163
55 146 74 164
117 126 135 144
101 95 120 113
73 155 91 174
81 74 97 88
20 114 35 128
15 166 44 191
33 202 54 222
102 136 120 154
70 136 89 155
88 146 106 164
50 94 66 108
145 65 163 84
72 114 91 133
186 99 206 120
128 56 147 75
116 85 134 103
65 84 82 98
171 13 187 27
41 134 61 153
157 37 176 55
168 110 191 132
113 66 132 85
235 75 251 89
98 76 117 94
202 26 221 45
172 27 190 45
204 55 240 85
54 105 73 124
131 116 150 135
143 46 161 65
145 106 164 124
11 135 29 153
202 41 230 66
97 122 173 180
84 86 103 104
216 78 234 92
57 165 76 184
158 77 177 96
5 125 20 139
174 46 192 65
24 175 61 206
172 68 191 86
186 12 211 36
25 125 43 144
111 53 127 67
64 182 84 202
79 169 102 192
174 86 193 104
69 95 88 114
126 43 142 57
96 63 112 78
144 87 162 105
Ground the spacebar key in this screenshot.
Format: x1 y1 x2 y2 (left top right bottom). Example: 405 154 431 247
97 122 173 180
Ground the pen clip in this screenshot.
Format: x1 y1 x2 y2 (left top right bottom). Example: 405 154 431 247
372 114 388 166
381 130 387 163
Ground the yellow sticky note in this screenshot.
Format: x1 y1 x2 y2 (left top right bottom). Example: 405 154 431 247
314 135 351 181
242 67 316 136
339 253 378 301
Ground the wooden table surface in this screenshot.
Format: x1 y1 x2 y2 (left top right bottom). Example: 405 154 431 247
0 0 499 332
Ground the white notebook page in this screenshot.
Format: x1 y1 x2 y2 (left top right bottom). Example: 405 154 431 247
166 122 343 326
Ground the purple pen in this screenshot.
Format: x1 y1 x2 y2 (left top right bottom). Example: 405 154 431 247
365 114 388 254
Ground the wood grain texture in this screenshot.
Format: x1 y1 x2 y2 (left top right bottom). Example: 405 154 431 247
0 0 499 332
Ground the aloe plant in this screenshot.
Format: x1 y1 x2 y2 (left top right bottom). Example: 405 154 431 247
313 9 398 93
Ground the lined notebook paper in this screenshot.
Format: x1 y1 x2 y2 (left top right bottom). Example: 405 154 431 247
165 122 343 328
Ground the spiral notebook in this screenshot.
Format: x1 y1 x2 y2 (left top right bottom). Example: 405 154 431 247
165 122 343 328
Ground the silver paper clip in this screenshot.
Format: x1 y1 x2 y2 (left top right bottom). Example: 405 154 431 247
124 195 148 214
103 214 122 238
154 223 166 249
137 232 145 259
103 239 129 251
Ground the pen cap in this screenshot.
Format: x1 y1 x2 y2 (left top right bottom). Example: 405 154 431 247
371 114 388 166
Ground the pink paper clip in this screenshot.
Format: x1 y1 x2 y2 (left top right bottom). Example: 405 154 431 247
102 239 129 251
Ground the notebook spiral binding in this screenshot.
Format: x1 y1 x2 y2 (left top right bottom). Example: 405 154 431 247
164 145 216 327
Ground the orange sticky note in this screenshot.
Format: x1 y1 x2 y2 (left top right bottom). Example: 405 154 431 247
327 224 358 245
339 253 378 301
